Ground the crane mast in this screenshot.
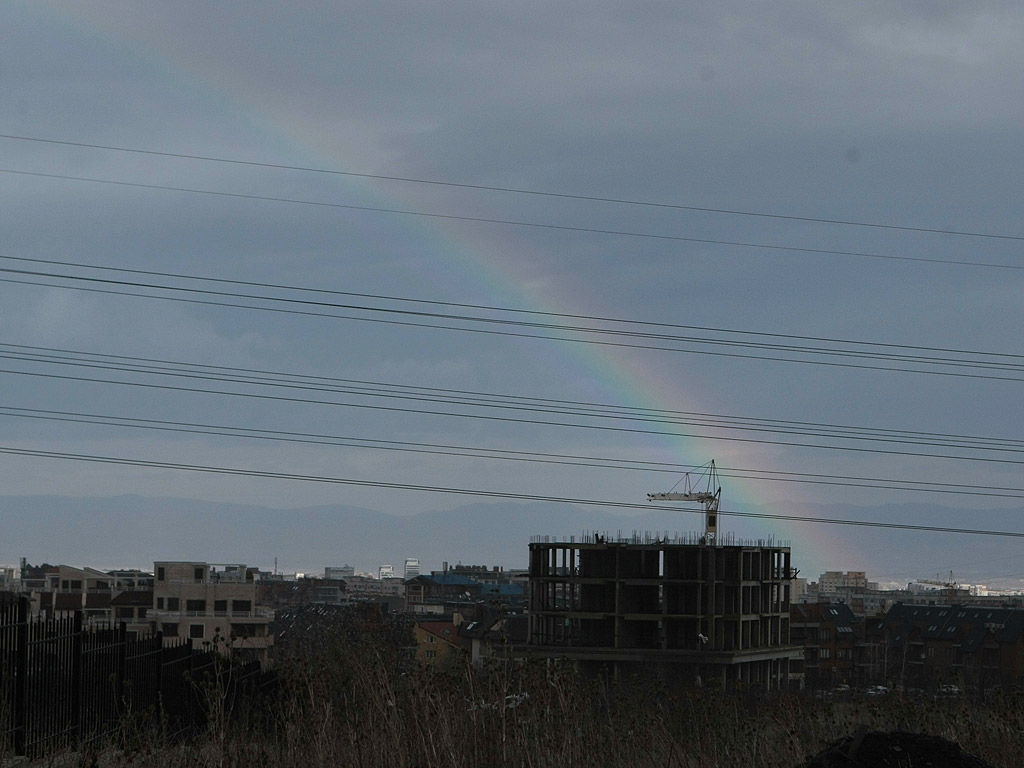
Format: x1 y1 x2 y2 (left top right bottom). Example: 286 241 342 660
647 459 722 543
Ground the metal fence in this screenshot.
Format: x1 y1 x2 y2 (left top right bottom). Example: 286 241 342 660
0 597 271 760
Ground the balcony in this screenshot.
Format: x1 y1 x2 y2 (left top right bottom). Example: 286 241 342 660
149 607 273 620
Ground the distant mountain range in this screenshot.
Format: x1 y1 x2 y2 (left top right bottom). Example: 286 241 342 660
2 494 1022 587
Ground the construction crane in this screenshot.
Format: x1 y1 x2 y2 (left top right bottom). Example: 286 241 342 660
647 460 722 543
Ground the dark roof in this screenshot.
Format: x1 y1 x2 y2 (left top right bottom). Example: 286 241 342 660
111 590 154 607
460 615 528 644
55 593 82 611
878 603 1024 650
409 573 480 587
792 602 858 627
480 583 525 598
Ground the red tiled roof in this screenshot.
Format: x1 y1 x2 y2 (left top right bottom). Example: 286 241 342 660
418 621 470 650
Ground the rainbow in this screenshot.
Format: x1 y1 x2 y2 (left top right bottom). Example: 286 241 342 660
23 4 850 576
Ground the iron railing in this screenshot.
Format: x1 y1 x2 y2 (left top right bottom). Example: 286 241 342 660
0 596 272 760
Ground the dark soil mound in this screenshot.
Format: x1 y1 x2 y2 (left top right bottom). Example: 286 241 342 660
801 729 997 767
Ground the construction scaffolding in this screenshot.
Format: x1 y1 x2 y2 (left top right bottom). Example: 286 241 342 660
527 536 801 689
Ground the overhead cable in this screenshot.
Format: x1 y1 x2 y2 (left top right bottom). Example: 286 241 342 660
3 350 1024 466
4 255 1022 361
2 403 1023 499
0 168 1021 273
2 270 1023 381
1 132 1022 243
3 341 1023 451
1 443 1022 538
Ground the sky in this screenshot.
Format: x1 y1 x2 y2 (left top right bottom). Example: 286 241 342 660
1 2 1022 581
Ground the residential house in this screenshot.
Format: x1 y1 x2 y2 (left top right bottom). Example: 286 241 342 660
414 618 470 667
150 561 273 662
405 573 483 614
460 612 528 670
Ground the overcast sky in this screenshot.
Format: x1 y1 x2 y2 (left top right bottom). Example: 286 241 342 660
1 2 1022 580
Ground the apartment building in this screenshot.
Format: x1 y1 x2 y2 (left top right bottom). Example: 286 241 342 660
528 533 801 689
28 565 126 622
0 565 18 589
150 561 273 662
790 602 860 689
864 603 1024 693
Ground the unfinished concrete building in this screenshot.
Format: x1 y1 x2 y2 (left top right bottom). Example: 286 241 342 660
528 532 801 689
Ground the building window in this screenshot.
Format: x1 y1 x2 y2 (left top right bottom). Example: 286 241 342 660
232 623 261 638
116 607 134 619
820 648 831 659
157 597 164 609
189 624 204 639
194 567 205 582
232 600 252 613
186 599 206 613
167 597 180 611
426 650 436 658
138 607 147 618
162 623 178 636
427 635 436 643
157 567 165 581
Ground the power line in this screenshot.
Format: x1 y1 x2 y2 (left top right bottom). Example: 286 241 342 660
1 443 1022 538
2 132 1022 243
4 347 1024 466
4 255 1023 361
1 168 1022 273
3 403 1023 499
6 344 1024 453
4 341 1024 451
4 271 1024 382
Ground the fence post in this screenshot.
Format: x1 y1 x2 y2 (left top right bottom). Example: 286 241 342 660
12 597 28 757
70 611 83 748
187 638 195 730
116 621 127 714
155 630 164 708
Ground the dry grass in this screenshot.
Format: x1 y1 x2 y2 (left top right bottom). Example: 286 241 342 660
7 609 1020 768
48 643 1021 768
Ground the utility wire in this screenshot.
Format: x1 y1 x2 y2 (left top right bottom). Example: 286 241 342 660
4 273 1024 382
1 443 1022 539
4 342 1024 452
1 168 1021 273
6 344 1024 453
2 132 1022 243
4 356 1024 466
4 255 1023 361
3 403 1023 499
6 338 1022 448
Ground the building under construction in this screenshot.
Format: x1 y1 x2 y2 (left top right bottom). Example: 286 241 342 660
527 531 801 689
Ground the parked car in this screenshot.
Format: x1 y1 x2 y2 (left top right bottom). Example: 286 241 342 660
866 685 890 697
